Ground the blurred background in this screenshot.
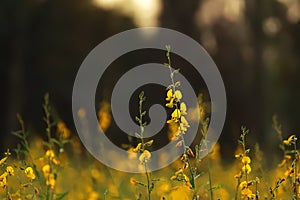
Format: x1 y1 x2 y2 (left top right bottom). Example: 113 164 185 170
1 0 300 164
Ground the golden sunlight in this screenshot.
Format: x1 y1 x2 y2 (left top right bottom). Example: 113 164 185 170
93 0 162 27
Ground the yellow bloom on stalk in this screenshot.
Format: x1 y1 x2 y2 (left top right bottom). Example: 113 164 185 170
133 143 142 153
57 121 71 139
180 102 187 115
45 150 55 160
283 135 297 145
166 89 175 108
52 157 60 165
6 166 14 176
0 172 7 188
241 188 255 199
174 90 182 100
130 177 137 185
42 164 56 189
139 150 151 163
242 164 251 174
242 156 251 165
175 168 183 176
45 150 60 165
0 157 7 165
46 173 56 190
171 109 181 120
166 89 173 101
239 181 248 190
42 164 51 177
25 167 36 181
88 191 99 200
180 116 190 132
166 89 183 108
235 154 243 159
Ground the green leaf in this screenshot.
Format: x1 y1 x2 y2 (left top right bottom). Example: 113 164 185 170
135 116 140 122
174 81 181 87
209 184 223 191
141 111 146 116
166 84 173 90
173 68 180 74
55 192 69 200
51 138 61 146
11 131 23 139
144 140 154 147
135 132 141 138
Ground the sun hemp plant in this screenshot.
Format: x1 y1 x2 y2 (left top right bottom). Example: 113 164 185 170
130 91 158 200
164 45 196 191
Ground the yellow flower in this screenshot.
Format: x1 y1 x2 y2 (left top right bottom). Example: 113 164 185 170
6 166 14 176
180 102 187 115
45 150 55 159
139 150 151 163
166 89 173 101
171 109 181 120
283 135 297 145
239 181 248 190
278 159 286 167
46 173 56 190
284 167 294 177
42 164 51 177
0 157 7 165
234 172 242 179
57 121 71 139
174 90 182 100
45 150 60 165
242 164 251 174
25 167 36 181
180 116 190 132
52 158 60 165
235 154 243 159
166 98 175 108
133 143 142 152
88 191 99 200
175 168 183 176
166 90 183 108
130 177 137 185
241 188 255 199
0 173 7 188
242 156 251 165
284 155 292 159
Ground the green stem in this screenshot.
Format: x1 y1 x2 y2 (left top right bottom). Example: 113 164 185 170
294 142 298 200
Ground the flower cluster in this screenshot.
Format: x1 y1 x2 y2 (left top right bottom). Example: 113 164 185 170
235 154 252 175
133 143 153 165
170 168 192 188
0 165 14 188
42 150 60 190
45 149 60 165
166 89 190 140
234 127 260 199
57 121 71 139
42 164 56 190
24 167 36 181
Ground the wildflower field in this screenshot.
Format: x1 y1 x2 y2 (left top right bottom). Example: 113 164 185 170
1 47 300 200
